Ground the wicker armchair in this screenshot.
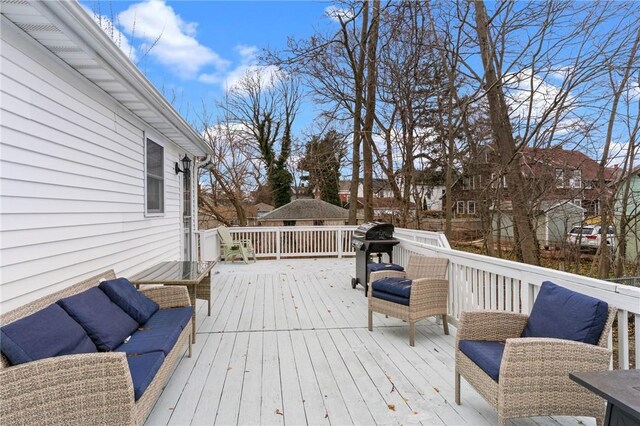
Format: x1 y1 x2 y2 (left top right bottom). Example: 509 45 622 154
368 256 449 346
218 225 256 263
455 299 617 426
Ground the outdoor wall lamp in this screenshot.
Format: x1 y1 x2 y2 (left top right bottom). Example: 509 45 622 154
175 154 191 175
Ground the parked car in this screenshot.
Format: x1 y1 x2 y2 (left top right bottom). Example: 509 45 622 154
566 225 616 253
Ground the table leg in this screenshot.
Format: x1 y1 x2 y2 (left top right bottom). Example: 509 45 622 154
188 286 197 343
198 274 212 316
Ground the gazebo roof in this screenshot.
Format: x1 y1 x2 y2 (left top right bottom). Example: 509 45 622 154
260 199 348 221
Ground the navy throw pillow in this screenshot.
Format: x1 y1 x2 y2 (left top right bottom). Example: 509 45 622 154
522 281 609 345
99 278 159 324
0 304 97 365
57 287 139 351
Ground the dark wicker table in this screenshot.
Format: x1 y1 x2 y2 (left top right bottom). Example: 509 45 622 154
130 261 216 343
570 369 640 426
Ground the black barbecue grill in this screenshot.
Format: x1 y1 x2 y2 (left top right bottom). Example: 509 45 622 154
351 222 399 295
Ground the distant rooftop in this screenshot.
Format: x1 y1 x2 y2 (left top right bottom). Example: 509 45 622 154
260 199 348 221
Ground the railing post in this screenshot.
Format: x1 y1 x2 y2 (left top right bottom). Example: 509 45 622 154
337 227 343 258
276 228 281 260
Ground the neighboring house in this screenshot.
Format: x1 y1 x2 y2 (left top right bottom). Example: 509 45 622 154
258 199 349 226
614 166 640 260
338 173 444 212
0 2 209 312
247 203 274 226
494 201 585 248
450 145 617 218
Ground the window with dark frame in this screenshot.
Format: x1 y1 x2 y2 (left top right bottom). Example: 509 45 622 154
146 138 164 214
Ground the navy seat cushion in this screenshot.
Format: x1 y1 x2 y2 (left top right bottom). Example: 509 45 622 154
116 325 182 356
99 278 159 324
371 290 410 306
57 287 139 351
126 351 165 401
372 277 412 298
144 307 192 330
459 340 505 382
522 281 609 345
0 304 97 365
367 263 405 272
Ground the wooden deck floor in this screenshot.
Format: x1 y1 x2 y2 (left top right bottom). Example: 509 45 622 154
146 258 596 426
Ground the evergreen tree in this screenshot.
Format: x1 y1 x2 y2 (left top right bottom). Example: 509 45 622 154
299 130 343 206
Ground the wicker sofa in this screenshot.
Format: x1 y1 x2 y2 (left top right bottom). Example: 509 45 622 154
0 270 193 425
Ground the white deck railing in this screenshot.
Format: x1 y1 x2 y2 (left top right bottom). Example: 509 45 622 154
198 226 639 369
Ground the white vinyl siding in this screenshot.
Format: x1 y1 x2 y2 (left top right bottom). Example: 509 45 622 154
0 23 184 311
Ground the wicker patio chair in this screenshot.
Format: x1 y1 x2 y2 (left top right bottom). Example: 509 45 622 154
368 255 449 346
217 226 256 263
455 282 617 426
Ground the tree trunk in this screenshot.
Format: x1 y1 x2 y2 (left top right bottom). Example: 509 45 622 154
473 0 539 265
348 2 370 225
362 0 380 222
597 27 640 278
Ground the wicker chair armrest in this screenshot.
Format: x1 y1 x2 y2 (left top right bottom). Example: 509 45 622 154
140 285 191 309
500 337 612 386
456 310 529 344
410 278 448 296
0 352 135 425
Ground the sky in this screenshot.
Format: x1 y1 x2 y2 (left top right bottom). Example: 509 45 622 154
82 0 333 131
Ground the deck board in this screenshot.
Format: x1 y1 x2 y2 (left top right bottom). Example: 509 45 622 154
149 258 596 426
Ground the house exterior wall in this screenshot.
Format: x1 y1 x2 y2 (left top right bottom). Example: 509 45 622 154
615 173 640 260
0 23 187 311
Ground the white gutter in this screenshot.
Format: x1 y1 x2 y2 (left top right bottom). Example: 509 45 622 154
31 0 209 155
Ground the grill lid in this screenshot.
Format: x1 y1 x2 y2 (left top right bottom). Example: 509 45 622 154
353 221 395 240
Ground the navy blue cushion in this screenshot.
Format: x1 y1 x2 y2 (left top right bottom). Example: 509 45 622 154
57 287 139 351
367 263 405 272
0 304 97 365
126 351 165 401
99 278 159 324
371 290 410 306
116 325 182 356
459 340 505 382
144 307 192 330
522 281 609 345
372 277 412 298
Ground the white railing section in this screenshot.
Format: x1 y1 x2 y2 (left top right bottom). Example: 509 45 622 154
197 226 639 369
392 236 640 370
198 226 359 260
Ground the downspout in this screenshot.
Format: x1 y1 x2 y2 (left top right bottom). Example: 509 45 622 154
193 155 213 260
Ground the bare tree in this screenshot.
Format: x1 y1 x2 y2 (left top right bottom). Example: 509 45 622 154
222 70 301 208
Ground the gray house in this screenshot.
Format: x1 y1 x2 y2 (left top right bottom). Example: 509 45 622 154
493 201 584 248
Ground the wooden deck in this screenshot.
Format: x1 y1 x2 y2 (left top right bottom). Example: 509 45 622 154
147 258 596 426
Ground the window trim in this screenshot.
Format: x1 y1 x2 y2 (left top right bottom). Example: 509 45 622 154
144 135 166 217
467 201 476 215
456 201 465 215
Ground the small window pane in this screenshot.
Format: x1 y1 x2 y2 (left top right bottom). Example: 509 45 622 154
146 139 164 214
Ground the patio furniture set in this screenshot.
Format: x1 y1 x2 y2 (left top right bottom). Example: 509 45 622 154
367 254 620 426
0 245 626 425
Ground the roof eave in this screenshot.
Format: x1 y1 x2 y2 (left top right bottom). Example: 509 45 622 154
31 0 209 155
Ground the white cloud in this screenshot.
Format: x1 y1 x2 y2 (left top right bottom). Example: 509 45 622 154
604 141 639 168
84 6 136 61
325 5 354 22
117 0 229 78
200 44 281 90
